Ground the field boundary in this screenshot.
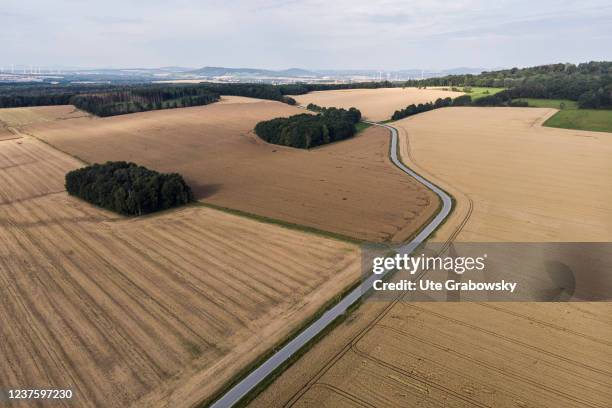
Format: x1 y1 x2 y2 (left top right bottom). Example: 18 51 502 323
196 202 364 245
198 275 365 408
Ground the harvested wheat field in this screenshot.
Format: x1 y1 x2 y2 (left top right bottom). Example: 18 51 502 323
0 136 364 408
291 87 463 121
0 105 88 128
0 105 88 140
0 128 20 141
394 107 612 242
22 97 437 243
252 302 612 408
250 108 612 408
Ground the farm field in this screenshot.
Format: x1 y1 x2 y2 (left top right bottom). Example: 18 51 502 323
0 128 18 140
543 108 612 133
22 97 438 243
0 136 365 407
251 301 612 408
249 107 612 407
0 105 88 128
511 98 612 133
0 105 88 140
394 107 612 242
291 87 463 121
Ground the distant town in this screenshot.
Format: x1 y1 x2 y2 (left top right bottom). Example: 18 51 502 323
0 65 488 85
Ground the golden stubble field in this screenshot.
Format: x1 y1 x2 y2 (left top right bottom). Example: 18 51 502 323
0 134 367 408
396 107 612 242
21 97 437 243
291 87 463 121
250 107 612 408
0 105 87 140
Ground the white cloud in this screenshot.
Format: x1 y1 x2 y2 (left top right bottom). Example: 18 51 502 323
1 0 610 69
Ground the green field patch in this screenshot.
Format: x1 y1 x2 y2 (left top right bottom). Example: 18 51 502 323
513 98 612 133
435 86 504 100
544 109 612 133
515 98 578 109
462 87 505 100
355 121 373 133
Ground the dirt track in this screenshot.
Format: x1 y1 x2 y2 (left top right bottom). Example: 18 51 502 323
22 98 437 243
291 87 463 121
0 136 364 408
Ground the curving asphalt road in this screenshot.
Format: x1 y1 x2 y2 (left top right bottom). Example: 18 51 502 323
209 122 453 408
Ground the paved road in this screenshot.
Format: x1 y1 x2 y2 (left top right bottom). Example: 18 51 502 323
209 122 453 408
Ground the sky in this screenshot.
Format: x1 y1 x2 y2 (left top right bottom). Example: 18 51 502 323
2 0 611 71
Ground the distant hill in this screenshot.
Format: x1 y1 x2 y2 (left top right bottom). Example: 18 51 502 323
188 66 487 80
1 64 491 85
189 66 320 78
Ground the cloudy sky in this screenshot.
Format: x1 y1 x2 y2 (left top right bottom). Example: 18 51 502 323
2 0 611 70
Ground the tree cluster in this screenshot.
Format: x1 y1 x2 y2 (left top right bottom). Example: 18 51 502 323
288 81 396 94
306 103 362 122
470 90 527 107
65 161 193 216
296 62 611 109
0 84 85 108
199 83 294 103
450 94 472 106
255 106 362 149
0 82 299 115
391 92 536 121
391 97 454 120
70 87 220 117
414 62 612 108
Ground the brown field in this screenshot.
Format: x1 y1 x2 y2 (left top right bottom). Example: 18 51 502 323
0 136 367 407
0 128 18 141
22 97 437 243
253 302 612 408
395 107 612 242
291 87 463 121
250 108 612 407
0 105 88 140
0 105 88 128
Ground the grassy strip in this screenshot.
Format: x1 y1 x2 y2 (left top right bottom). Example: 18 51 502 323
200 276 366 408
355 121 373 133
463 86 505 100
434 86 504 100
196 201 364 245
